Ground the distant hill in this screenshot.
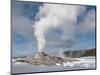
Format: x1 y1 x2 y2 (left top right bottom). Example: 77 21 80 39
63 48 96 58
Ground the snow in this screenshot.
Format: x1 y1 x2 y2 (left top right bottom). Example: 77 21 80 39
62 56 95 68
11 56 96 74
63 62 74 67
56 63 61 66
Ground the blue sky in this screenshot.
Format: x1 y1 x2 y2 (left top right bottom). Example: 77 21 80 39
12 0 96 56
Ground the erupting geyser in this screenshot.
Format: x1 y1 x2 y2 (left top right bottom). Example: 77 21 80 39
26 4 86 66
34 30 46 52
33 4 85 53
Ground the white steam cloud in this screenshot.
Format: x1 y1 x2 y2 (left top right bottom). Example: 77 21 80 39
33 4 86 52
78 9 95 32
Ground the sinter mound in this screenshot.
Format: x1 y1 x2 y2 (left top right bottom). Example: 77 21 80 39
25 52 65 66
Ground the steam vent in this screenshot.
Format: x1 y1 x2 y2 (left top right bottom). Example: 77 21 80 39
25 52 65 66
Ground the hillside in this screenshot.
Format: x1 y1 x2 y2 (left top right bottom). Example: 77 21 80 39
63 48 96 58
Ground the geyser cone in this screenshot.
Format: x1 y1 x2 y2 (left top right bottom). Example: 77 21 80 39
34 52 47 58
26 52 65 66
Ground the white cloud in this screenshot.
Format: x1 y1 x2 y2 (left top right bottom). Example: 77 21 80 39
12 15 34 38
33 4 86 52
77 9 95 33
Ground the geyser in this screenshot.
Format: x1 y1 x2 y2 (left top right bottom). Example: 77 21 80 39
33 4 85 52
27 4 86 65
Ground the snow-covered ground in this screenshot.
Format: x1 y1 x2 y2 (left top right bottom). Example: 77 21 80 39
11 56 96 74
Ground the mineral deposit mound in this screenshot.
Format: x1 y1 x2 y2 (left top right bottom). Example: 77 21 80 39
25 52 65 66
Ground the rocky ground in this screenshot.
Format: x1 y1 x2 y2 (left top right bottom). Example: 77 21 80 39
23 52 80 66
25 52 65 66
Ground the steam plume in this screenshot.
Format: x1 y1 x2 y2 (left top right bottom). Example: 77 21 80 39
33 4 86 52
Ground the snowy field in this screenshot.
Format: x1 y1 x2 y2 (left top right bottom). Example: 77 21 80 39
11 56 96 74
